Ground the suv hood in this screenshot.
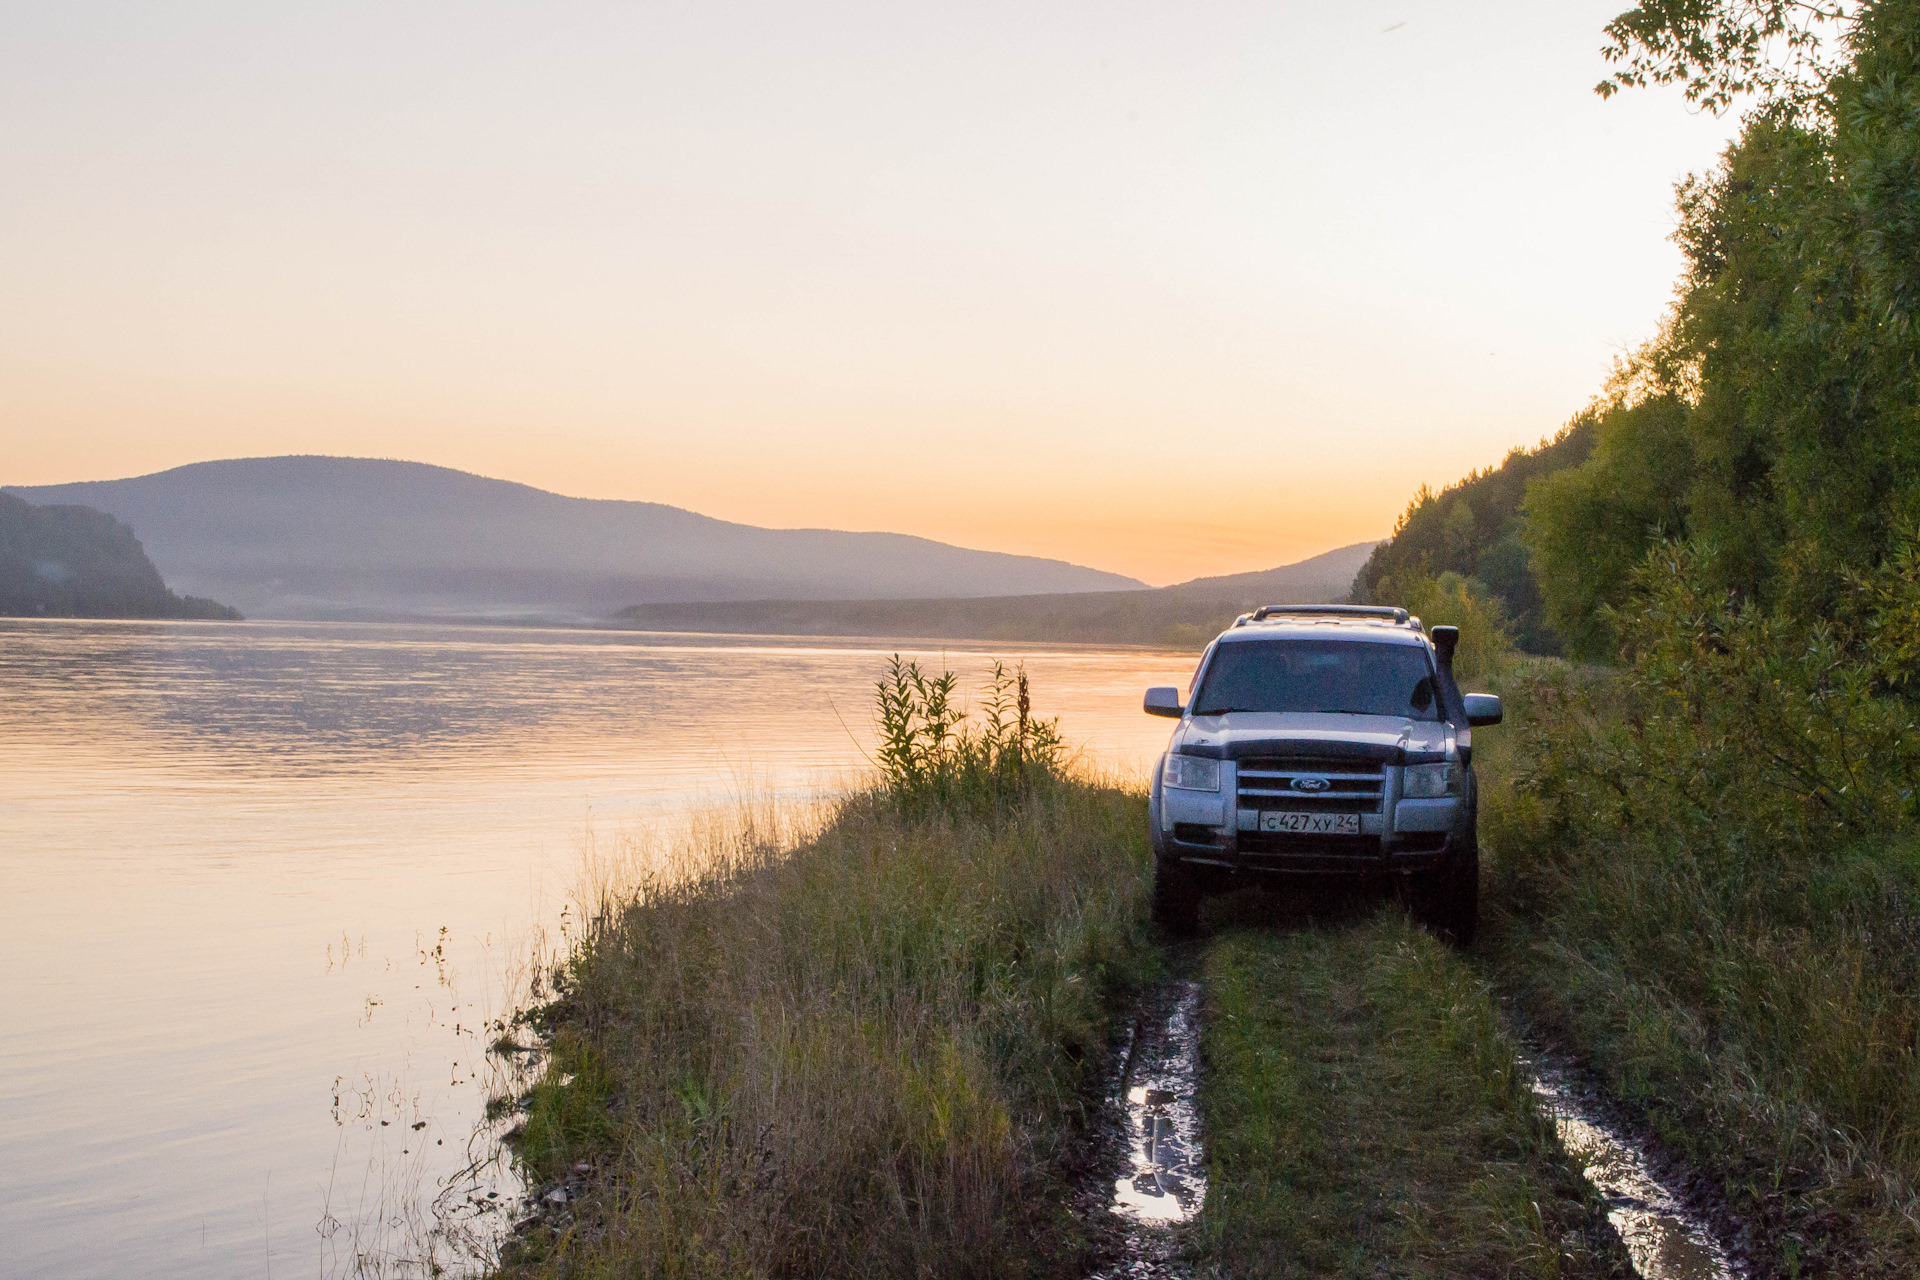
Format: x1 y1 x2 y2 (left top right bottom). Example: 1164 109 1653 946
1174 713 1450 764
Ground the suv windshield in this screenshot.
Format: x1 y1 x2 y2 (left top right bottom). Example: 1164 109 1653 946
1191 638 1440 720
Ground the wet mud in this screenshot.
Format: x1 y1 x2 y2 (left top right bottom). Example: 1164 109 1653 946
1089 978 1208 1280
1522 1051 1740 1280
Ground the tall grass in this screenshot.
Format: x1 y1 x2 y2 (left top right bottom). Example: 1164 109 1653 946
492 665 1155 1279
1481 545 1920 1274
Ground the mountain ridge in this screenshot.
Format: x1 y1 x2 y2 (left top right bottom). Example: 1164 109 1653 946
6 456 1144 622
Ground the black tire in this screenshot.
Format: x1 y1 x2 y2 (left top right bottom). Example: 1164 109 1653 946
1447 842 1479 946
1151 858 1202 938
1412 844 1478 946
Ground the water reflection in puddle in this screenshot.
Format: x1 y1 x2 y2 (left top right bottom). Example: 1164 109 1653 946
1524 1057 1737 1280
1111 981 1207 1226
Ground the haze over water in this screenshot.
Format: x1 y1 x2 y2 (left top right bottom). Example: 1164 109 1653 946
0 619 1195 1279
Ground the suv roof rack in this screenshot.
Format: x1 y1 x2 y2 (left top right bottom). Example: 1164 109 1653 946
1232 604 1413 628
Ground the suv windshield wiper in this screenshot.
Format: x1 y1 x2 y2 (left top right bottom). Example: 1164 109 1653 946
1192 705 1257 716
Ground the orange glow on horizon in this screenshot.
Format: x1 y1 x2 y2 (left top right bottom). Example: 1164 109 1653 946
2 2 1739 587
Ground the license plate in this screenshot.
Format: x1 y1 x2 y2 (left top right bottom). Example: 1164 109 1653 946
1259 811 1361 835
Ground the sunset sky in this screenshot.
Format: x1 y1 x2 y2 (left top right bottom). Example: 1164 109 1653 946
3 2 1738 586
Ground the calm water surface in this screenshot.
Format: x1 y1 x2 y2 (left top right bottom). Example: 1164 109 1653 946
0 619 1195 1280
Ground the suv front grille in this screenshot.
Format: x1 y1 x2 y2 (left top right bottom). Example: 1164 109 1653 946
1236 756 1385 814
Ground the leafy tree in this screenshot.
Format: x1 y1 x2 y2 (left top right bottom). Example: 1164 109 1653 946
1596 0 1853 116
1680 4 1920 612
1511 1 1920 652
1522 392 1693 659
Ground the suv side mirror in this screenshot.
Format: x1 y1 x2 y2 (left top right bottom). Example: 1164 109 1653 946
1144 686 1184 718
1464 693 1502 727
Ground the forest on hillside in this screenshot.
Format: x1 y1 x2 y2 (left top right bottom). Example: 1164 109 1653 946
1352 417 1596 652
0 493 240 620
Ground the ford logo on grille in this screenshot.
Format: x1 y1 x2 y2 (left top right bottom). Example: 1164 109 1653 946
1290 775 1331 793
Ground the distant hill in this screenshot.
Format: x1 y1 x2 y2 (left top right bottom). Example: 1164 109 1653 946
614 541 1379 648
0 493 240 620
5 457 1143 622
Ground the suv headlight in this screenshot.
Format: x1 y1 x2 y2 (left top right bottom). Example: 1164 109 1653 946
1402 762 1455 798
1164 754 1221 793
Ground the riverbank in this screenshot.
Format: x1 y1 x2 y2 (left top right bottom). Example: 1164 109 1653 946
494 777 1160 1278
493 777 1653 1279
494 644 1920 1277
485 655 1644 1278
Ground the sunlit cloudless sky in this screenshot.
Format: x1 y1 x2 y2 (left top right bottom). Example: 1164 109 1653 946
3 2 1737 585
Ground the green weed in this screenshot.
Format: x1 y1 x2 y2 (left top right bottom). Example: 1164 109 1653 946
873 656 1066 816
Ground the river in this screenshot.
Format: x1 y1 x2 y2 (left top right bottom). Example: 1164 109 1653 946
0 619 1195 1279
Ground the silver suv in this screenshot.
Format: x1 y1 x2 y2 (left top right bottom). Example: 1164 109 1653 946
1143 605 1501 941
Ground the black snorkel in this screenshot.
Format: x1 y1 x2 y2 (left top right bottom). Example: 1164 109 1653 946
1428 625 1472 764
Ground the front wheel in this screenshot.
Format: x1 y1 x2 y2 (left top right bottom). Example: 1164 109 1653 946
1412 843 1478 946
1151 858 1201 938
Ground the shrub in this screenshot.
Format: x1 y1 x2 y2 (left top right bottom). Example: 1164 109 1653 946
1370 570 1514 684
874 657 1066 816
1481 542 1920 1274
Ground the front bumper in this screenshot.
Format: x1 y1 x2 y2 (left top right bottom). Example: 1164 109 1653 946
1152 756 1466 875
1157 781 1462 874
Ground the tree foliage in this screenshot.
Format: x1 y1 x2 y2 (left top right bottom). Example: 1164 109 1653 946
1352 421 1596 654
1596 0 1854 115
1359 4 1920 667
1522 393 1692 659
1512 0 1920 655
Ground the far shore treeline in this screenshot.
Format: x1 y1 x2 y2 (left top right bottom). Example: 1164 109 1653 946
612 541 1377 648
0 492 239 620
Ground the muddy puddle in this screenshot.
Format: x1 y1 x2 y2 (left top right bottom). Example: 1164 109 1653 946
1523 1054 1738 1280
1092 979 1207 1279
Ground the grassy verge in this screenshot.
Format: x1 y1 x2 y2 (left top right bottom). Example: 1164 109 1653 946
492 775 1156 1279
1195 912 1629 1279
1478 655 1920 1276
